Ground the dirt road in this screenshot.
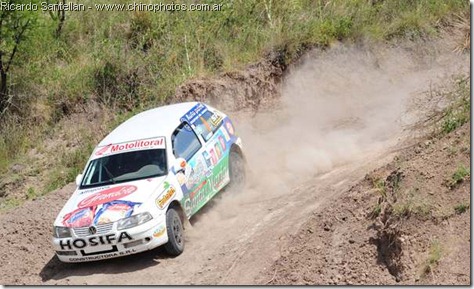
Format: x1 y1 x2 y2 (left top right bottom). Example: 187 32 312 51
0 39 468 285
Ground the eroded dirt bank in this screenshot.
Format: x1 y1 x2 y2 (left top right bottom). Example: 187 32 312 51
260 121 470 285
0 36 469 285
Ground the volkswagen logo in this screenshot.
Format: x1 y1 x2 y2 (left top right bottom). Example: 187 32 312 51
88 226 97 235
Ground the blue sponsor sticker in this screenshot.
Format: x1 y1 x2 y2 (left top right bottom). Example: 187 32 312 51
181 103 208 125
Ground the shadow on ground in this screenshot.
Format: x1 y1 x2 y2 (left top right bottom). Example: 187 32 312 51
39 246 170 283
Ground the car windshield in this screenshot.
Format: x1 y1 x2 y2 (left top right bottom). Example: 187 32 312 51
80 149 167 188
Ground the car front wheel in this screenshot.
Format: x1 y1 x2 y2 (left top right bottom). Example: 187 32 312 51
164 208 184 256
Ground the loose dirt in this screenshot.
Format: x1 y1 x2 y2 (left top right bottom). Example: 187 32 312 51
0 36 469 285
260 121 470 285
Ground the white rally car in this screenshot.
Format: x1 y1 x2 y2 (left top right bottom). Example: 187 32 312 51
52 102 245 262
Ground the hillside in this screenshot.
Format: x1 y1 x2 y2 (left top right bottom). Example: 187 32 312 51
0 0 468 209
262 77 470 285
0 0 470 285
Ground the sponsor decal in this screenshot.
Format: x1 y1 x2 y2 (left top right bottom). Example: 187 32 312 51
180 103 207 125
110 138 164 153
214 143 222 159
189 180 207 199
78 185 137 208
185 158 207 190
64 186 140 227
218 135 226 151
209 148 217 165
176 172 186 186
59 231 133 250
209 158 229 191
153 225 166 238
94 144 112 156
63 207 95 228
79 186 110 195
202 151 212 168
93 137 165 158
67 248 137 262
225 120 234 135
93 200 139 225
210 113 223 127
156 182 175 209
182 155 230 217
177 120 236 218
221 125 231 142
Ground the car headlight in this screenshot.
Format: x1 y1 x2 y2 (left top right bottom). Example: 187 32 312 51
53 226 71 238
117 212 153 230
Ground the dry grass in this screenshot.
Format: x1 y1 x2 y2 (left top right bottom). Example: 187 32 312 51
452 12 470 54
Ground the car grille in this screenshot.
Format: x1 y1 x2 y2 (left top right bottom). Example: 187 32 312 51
73 223 114 237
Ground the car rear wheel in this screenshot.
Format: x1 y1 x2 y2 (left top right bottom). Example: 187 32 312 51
228 150 246 193
164 208 184 256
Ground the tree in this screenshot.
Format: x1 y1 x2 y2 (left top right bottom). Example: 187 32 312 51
0 0 37 114
46 0 66 37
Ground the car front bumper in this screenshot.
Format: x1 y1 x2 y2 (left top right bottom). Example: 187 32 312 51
52 217 168 263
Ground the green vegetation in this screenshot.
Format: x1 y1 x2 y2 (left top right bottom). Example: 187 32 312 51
0 0 468 209
369 177 387 218
26 187 36 200
393 188 432 218
440 76 470 135
0 0 38 112
447 165 470 188
393 198 432 218
373 178 387 199
370 203 382 218
0 196 22 211
421 239 442 276
454 201 470 214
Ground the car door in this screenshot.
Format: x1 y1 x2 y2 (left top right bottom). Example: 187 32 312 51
171 122 212 218
190 109 231 193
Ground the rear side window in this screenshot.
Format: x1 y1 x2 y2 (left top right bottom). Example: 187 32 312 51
172 123 202 160
193 110 223 141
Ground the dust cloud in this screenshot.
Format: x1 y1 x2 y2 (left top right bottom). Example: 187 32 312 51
189 42 468 233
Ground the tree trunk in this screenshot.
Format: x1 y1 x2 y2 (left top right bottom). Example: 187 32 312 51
55 0 66 37
0 69 7 113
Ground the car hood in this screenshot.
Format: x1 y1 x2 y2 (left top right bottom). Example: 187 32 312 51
54 176 167 228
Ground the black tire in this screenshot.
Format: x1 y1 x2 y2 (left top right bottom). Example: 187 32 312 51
164 208 184 256
228 150 246 193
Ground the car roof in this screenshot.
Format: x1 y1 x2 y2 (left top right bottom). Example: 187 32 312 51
98 101 200 147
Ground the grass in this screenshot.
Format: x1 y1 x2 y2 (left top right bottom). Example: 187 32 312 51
391 187 432 218
370 203 382 219
369 177 389 218
0 197 22 212
42 129 98 194
421 239 442 276
393 199 432 218
373 178 387 199
447 165 470 188
454 201 470 214
26 187 37 200
0 0 468 210
440 76 470 135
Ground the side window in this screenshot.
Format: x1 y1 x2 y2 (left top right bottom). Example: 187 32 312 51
172 123 202 161
193 110 223 141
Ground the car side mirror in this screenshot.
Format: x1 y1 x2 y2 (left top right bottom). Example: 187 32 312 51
172 158 187 174
75 174 83 186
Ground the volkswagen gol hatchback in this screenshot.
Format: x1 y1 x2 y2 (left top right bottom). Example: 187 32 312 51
52 102 245 262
